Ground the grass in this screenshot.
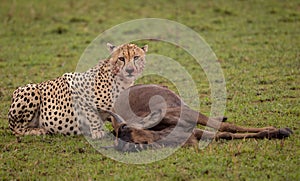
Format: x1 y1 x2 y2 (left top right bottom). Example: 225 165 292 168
0 0 299 180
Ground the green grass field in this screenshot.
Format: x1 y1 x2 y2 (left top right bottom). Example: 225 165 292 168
0 0 299 180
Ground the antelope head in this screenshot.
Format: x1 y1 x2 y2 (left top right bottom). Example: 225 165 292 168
101 109 164 152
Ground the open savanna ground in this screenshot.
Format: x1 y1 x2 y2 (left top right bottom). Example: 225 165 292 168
0 0 299 180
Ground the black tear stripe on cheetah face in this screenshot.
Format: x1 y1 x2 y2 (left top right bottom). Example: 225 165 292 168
8 43 148 139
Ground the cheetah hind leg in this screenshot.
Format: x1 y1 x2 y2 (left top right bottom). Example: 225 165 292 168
8 84 48 136
13 111 48 136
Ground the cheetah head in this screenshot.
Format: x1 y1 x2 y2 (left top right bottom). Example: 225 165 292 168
107 43 148 82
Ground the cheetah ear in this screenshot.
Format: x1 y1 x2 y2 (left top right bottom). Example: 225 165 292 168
141 45 148 53
107 43 116 52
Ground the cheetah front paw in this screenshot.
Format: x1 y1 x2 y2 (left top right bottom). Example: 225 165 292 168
91 130 106 139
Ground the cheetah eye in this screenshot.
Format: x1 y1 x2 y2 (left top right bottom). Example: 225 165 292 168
118 57 125 62
133 56 140 61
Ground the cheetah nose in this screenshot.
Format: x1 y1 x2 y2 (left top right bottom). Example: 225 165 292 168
125 68 134 74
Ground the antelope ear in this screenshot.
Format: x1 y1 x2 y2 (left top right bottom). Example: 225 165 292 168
142 109 163 129
99 110 126 128
141 45 148 53
98 109 111 122
107 43 116 52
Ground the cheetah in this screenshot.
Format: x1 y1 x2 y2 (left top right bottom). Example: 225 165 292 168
8 43 148 139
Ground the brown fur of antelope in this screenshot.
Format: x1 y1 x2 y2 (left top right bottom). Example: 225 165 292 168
101 84 292 152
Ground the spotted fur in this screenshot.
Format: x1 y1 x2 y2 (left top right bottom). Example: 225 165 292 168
8 43 148 138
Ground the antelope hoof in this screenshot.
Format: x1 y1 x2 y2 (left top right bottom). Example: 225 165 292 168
213 116 228 122
277 127 293 139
